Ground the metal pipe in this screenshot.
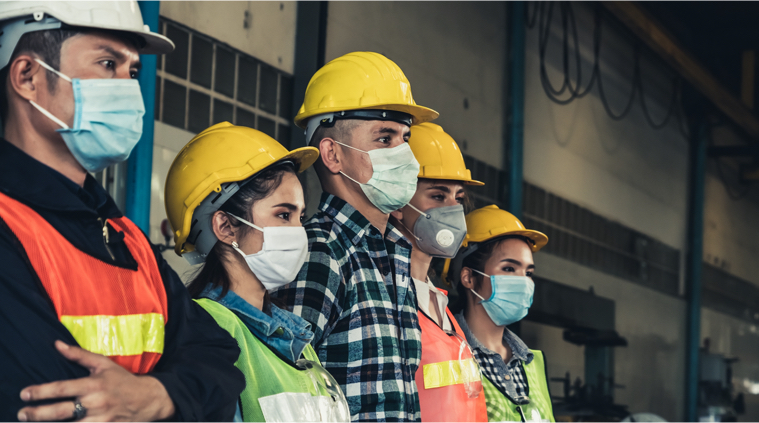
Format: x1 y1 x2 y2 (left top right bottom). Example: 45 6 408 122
685 121 707 422
506 1 525 219
125 1 160 233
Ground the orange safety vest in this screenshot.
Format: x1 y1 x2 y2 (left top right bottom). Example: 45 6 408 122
416 298 488 422
0 192 168 374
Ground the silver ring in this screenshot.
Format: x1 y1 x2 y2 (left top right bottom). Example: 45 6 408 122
72 400 87 421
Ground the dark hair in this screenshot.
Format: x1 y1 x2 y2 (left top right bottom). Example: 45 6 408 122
0 27 141 123
451 235 534 314
187 161 298 299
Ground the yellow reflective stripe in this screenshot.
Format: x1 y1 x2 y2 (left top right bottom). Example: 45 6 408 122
423 358 481 389
60 313 165 356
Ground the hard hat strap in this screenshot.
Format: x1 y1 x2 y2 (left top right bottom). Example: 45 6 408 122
305 110 413 146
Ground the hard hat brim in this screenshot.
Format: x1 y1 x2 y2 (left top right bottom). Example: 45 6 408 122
470 229 549 253
295 103 439 129
68 22 175 55
284 146 320 173
419 174 485 187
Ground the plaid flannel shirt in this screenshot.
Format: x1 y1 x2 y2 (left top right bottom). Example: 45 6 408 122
271 193 422 422
455 313 533 401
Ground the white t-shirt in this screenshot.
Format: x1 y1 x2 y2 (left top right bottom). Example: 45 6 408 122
412 277 452 331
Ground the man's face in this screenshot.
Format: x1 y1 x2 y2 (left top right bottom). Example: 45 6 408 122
40 31 141 130
338 119 411 184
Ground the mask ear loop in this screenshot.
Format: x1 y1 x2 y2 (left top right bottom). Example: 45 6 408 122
333 140 370 186
226 213 264 258
29 58 73 130
468 268 491 302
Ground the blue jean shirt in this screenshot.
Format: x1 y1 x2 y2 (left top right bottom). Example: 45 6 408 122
199 285 314 362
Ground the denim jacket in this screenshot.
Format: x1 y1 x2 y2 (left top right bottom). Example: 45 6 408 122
200 285 314 362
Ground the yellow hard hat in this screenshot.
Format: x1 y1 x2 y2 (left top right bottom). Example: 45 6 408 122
295 52 439 143
164 122 319 263
409 123 484 186
441 205 548 286
464 205 548 252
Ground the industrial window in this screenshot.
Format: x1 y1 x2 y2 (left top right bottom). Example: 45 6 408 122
461 153 681 297
155 17 294 144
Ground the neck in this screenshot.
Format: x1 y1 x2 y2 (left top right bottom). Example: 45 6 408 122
226 255 267 311
465 297 511 360
323 177 389 234
394 216 432 281
4 110 86 186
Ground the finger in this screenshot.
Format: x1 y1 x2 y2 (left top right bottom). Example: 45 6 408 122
18 400 80 422
21 377 99 403
54 340 111 372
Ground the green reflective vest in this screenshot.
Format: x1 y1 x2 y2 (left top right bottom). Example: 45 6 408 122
196 298 349 422
481 349 554 422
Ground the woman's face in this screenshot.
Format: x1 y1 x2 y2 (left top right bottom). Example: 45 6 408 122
235 171 305 255
396 178 465 231
471 238 535 300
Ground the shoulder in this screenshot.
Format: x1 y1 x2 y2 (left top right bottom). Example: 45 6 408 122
303 213 349 264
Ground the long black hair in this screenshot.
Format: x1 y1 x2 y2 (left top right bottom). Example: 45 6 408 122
187 161 298 299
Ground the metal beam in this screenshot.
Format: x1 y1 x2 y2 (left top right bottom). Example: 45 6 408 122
125 1 160 233
685 121 708 422
506 1 525 219
602 2 759 140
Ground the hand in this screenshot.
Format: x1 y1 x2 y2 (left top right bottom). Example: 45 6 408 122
17 340 175 422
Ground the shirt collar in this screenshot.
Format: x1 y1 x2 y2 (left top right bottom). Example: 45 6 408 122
413 277 451 331
0 138 121 218
200 285 314 361
318 193 372 245
454 312 534 364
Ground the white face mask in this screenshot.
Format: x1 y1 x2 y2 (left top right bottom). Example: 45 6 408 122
336 141 420 214
227 213 308 290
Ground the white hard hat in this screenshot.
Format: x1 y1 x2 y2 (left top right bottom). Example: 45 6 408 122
0 1 174 69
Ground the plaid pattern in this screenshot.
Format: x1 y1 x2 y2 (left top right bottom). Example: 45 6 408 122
455 313 533 402
271 193 422 422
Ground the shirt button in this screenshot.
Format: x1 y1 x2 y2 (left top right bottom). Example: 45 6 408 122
504 375 511 380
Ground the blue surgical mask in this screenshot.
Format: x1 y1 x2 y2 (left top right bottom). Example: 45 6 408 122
470 269 534 326
29 59 145 173
336 141 420 214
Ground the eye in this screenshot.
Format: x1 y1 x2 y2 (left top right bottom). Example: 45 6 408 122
502 266 516 273
101 60 116 71
130 69 139 79
455 196 465 204
300 214 306 223
377 137 391 144
277 212 290 221
526 270 534 277
431 194 445 202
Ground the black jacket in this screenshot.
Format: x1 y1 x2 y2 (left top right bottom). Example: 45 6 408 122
0 139 245 421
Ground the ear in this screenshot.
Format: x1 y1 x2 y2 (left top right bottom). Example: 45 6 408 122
460 267 474 289
318 137 343 175
8 54 43 103
211 211 237 245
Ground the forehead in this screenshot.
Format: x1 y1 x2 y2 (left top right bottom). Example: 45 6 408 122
61 31 140 62
354 119 411 135
491 238 534 262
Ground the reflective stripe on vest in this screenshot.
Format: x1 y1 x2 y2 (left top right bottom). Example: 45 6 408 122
416 306 488 422
481 350 555 422
0 192 168 374
196 298 350 422
61 313 165 356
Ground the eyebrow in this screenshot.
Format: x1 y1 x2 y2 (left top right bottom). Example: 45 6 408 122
500 258 535 269
427 185 451 193
272 202 303 212
98 45 142 70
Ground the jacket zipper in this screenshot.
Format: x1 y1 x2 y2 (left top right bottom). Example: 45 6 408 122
98 217 115 260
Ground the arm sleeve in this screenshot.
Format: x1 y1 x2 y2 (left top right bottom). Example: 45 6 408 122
147 243 246 422
270 240 346 349
0 223 90 421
